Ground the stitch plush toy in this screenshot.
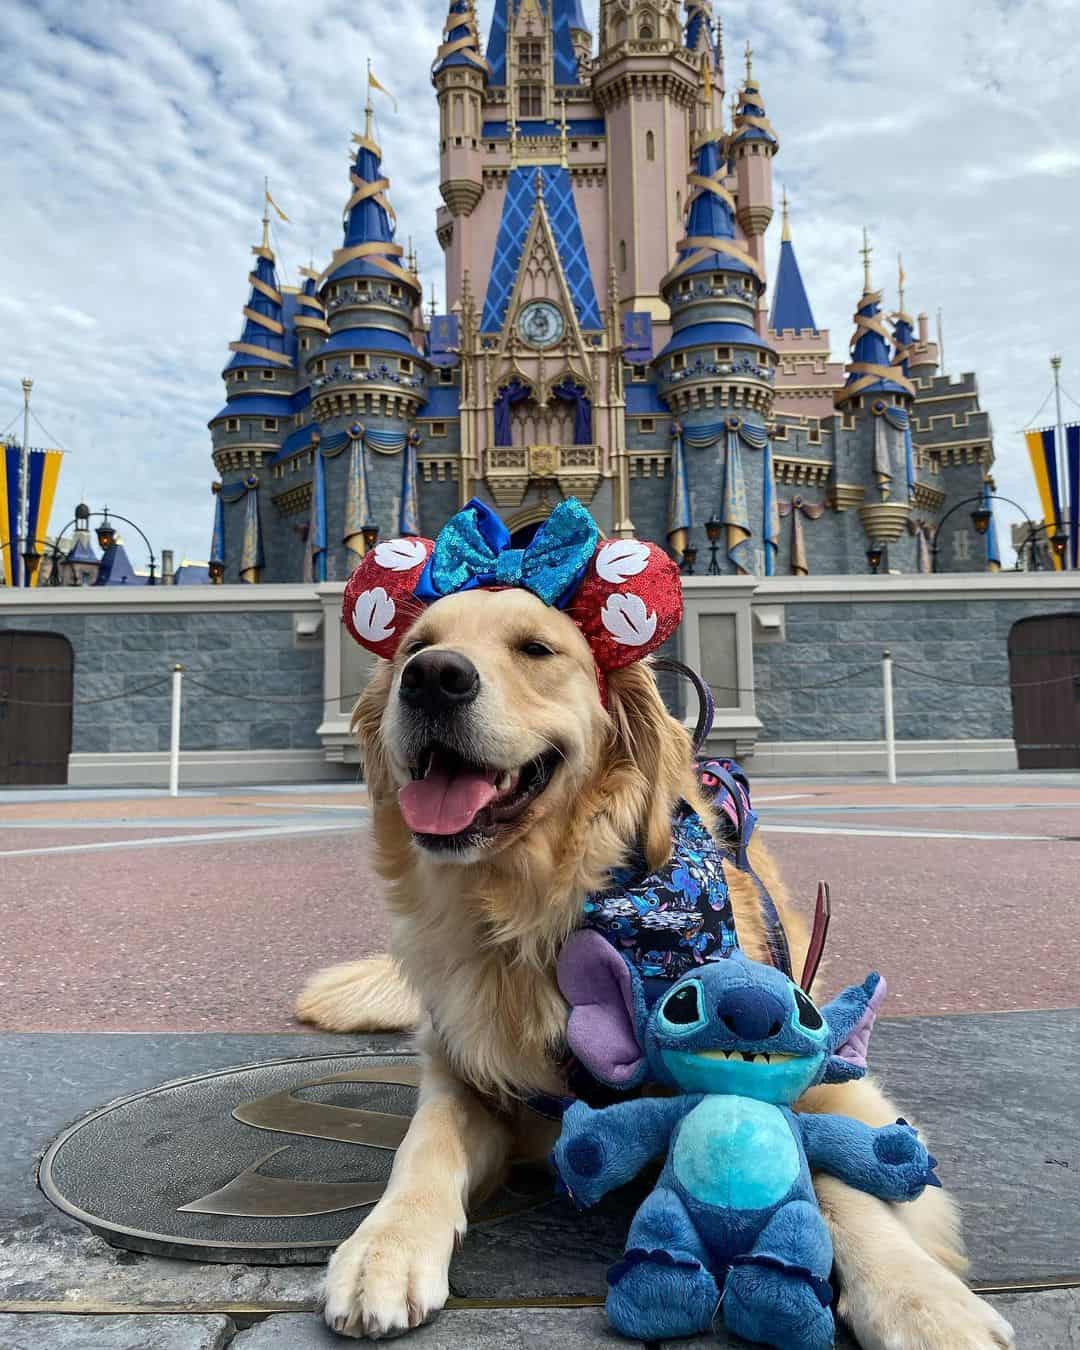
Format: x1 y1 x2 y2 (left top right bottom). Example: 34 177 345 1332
553 931 940 1349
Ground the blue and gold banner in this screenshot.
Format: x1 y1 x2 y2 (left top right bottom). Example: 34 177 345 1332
399 433 420 537
1025 428 1063 570
344 435 373 568
982 479 1001 573
667 428 691 554
0 444 63 586
239 479 264 583
429 314 460 368
310 451 328 583
622 312 653 366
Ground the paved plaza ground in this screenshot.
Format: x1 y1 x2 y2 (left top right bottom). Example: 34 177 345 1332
3 774 1079 1032
2 772 1079 1347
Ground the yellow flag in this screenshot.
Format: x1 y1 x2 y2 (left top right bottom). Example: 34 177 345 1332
265 189 289 223
369 69 398 113
703 55 713 105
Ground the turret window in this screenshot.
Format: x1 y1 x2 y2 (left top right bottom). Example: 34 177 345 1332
400 358 413 374
640 418 655 433
439 367 454 384
631 366 647 382
518 40 542 67
646 130 655 161
432 422 448 437
262 369 275 381
390 283 402 297
234 370 247 382
619 239 627 273
351 354 368 368
671 354 686 371
716 348 731 361
263 418 279 431
519 84 543 118
226 418 240 432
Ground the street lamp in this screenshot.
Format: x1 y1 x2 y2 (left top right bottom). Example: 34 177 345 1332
1052 532 1069 563
21 543 42 584
208 559 226 584
361 522 380 552
969 506 992 536
680 544 698 575
95 511 117 552
705 515 723 575
929 492 1040 572
866 542 884 575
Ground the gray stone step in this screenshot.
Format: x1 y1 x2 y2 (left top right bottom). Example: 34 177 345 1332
0 1313 235 1350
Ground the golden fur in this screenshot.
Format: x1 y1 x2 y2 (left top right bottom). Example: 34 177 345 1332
298 588 1014 1348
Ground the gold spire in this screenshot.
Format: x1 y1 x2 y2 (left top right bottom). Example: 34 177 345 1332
897 252 907 312
260 175 271 251
729 90 739 131
781 188 791 242
365 58 374 140
744 39 753 84
860 226 873 293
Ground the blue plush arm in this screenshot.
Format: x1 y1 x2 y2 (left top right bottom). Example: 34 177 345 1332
553 1096 702 1208
798 1114 941 1203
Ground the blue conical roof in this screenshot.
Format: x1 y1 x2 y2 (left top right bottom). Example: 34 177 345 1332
891 310 916 379
665 137 757 282
685 1 717 62
837 287 914 405
321 120 417 292
225 223 292 373
433 0 489 76
770 238 818 334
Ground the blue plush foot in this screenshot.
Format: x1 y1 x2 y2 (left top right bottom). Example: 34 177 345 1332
723 1260 835 1350
607 1248 719 1341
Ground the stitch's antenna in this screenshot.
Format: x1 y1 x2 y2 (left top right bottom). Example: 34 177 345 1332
800 882 831 992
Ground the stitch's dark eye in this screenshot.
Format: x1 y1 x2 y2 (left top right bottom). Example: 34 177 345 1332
793 987 824 1031
662 984 702 1026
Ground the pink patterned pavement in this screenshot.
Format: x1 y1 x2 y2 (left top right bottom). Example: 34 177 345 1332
2 778 1078 1031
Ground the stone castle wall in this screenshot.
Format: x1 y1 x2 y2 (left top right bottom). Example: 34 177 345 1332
3 572 1078 785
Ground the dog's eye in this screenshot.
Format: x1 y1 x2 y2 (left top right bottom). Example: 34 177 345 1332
403 639 429 657
659 981 703 1028
793 987 824 1031
519 640 555 658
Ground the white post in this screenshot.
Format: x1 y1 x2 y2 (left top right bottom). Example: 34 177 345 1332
882 647 897 784
169 664 183 797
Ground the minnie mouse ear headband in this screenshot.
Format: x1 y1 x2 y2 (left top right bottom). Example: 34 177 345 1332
341 497 683 699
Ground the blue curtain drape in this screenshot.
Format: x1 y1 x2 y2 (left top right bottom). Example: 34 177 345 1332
494 379 532 446
552 378 593 445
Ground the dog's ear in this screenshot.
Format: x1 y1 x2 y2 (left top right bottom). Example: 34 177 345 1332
557 929 648 1088
605 661 695 872
351 661 397 805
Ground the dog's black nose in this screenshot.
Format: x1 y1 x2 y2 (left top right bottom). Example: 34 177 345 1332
716 988 787 1041
400 650 480 714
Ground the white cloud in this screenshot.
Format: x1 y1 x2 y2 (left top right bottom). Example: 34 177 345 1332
0 0 1076 568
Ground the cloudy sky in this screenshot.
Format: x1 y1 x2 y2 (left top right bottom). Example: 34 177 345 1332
1 0 1078 568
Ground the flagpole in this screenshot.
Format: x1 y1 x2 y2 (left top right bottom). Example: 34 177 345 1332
19 377 32 588
1051 354 1069 566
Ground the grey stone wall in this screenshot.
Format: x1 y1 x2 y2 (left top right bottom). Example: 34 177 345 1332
0 609 324 755
753 593 1080 742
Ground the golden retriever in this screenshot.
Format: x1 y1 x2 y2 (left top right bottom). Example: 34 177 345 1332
298 585 1015 1349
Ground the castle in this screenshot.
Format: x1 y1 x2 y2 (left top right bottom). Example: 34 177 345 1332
207 0 1000 583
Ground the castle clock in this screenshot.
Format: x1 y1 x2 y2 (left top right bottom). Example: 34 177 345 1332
518 300 565 349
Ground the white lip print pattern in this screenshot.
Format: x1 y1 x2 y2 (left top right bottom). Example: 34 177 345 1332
595 540 650 584
601 592 658 647
352 587 396 643
373 538 428 571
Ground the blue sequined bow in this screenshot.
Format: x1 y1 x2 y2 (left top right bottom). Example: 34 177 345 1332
415 497 598 609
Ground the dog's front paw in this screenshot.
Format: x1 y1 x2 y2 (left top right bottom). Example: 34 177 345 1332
839 1256 1015 1350
322 1204 455 1339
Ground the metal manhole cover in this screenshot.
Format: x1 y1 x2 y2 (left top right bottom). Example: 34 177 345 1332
39 1052 554 1265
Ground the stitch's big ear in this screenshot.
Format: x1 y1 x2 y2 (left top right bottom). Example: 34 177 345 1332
820 973 887 1085
557 930 648 1089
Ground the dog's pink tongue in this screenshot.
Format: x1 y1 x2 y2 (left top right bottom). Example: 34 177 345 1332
399 764 498 835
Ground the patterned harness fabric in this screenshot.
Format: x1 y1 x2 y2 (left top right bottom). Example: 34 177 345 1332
582 802 739 993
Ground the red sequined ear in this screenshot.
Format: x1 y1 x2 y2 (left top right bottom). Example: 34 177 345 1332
567 539 683 674
342 537 435 659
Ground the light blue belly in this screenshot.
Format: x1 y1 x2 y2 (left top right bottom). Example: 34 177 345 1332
672 1098 800 1211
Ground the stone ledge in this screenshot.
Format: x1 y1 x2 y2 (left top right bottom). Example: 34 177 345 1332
746 738 1018 776
0 1313 236 1349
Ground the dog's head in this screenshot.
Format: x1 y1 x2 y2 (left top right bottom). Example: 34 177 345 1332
346 500 693 876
